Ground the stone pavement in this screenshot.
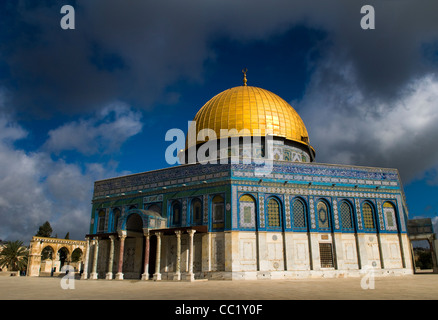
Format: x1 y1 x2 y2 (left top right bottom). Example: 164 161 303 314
0 274 437 300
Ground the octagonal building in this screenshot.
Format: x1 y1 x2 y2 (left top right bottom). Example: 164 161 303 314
84 77 413 281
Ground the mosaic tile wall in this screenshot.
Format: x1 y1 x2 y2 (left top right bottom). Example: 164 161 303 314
91 160 408 235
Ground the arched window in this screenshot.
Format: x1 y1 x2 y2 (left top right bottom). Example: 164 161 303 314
362 202 375 229
97 209 106 233
126 213 143 232
191 198 203 225
267 198 281 228
212 195 224 225
317 201 330 229
41 246 54 260
113 208 121 232
292 198 306 229
383 202 397 231
239 194 256 228
172 201 182 226
71 248 83 263
340 201 353 229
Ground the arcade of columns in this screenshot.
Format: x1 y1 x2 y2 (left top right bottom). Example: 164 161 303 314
81 229 197 281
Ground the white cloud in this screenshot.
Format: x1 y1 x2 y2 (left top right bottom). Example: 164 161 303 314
0 123 53 241
0 98 142 242
2 0 438 242
44 101 143 155
0 118 27 143
298 50 438 183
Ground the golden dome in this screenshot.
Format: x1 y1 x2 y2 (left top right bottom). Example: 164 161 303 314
190 85 314 153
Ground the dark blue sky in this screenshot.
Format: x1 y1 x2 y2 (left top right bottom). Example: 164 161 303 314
0 0 437 241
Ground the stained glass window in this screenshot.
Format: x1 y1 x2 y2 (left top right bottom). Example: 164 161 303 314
113 208 121 232
383 202 396 230
239 194 255 228
191 198 202 225
267 198 280 227
172 201 181 226
317 201 329 229
340 201 353 229
212 195 224 223
293 199 306 228
362 203 375 229
244 206 252 224
97 209 106 233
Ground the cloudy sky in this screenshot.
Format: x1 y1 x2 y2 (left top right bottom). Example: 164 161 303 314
0 0 438 242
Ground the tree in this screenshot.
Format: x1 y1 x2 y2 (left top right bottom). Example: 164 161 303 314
64 232 70 239
36 221 53 238
71 249 82 262
418 250 433 269
0 240 28 271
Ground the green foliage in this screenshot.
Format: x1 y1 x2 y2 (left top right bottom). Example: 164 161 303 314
416 250 433 269
35 221 53 238
71 249 82 262
0 240 29 271
41 246 53 260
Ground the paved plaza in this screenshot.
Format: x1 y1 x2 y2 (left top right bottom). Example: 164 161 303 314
0 273 437 300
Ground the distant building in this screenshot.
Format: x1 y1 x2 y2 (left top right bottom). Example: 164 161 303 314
407 218 437 273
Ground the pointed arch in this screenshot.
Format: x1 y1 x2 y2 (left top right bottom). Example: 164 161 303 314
112 207 121 232
362 201 376 230
239 194 257 228
212 195 225 228
317 199 331 230
266 196 281 228
291 197 307 230
97 209 106 233
191 197 203 225
339 200 354 230
171 200 182 227
383 201 398 231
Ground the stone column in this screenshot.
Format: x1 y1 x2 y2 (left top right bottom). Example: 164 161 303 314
186 229 196 281
141 231 150 280
428 237 438 273
153 232 162 281
81 238 90 279
106 235 116 280
115 233 126 280
27 239 42 277
53 248 61 274
90 238 99 280
173 230 182 281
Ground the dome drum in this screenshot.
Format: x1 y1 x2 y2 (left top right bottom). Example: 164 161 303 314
179 135 314 165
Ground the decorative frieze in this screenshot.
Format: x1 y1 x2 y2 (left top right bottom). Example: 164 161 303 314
94 163 231 197
355 199 363 230
236 184 398 200
259 195 265 228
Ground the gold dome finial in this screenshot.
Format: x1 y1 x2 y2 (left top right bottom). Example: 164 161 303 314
242 68 248 86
